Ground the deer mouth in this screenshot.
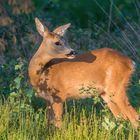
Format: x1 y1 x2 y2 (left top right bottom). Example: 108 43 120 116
66 54 76 59
66 50 77 59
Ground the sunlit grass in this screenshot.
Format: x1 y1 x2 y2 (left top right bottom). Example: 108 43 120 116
0 97 139 140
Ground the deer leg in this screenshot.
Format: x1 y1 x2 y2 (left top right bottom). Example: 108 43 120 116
36 91 55 126
51 100 63 128
103 66 134 121
101 93 127 120
114 91 139 128
124 96 139 121
46 101 54 125
114 70 139 128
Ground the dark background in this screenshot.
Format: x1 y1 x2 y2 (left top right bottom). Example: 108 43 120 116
0 0 140 107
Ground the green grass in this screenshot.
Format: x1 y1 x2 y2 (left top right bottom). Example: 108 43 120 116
0 97 140 140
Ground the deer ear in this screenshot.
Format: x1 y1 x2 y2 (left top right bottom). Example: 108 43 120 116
35 17 45 36
53 23 71 36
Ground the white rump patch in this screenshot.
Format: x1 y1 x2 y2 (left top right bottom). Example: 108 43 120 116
132 61 136 69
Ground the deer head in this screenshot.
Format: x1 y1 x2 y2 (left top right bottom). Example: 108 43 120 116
35 17 77 59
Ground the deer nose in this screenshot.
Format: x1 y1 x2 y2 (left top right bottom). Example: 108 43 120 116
66 49 77 58
69 50 77 55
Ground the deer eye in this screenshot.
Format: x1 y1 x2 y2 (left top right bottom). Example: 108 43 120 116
55 41 61 46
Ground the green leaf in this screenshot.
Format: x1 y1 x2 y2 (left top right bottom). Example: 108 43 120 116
14 77 21 89
9 92 17 97
15 64 22 70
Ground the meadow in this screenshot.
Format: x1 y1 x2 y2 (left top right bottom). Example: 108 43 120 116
0 95 140 140
0 0 140 139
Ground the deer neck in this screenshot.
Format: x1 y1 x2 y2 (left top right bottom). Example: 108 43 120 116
28 43 52 87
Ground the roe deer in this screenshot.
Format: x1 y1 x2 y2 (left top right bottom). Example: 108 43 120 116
28 18 139 128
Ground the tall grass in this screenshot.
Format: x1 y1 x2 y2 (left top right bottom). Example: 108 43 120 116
0 97 139 140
